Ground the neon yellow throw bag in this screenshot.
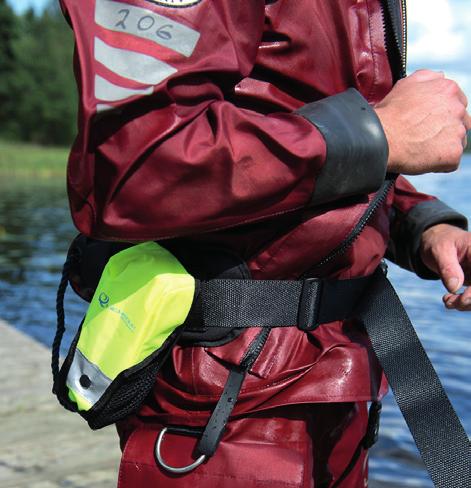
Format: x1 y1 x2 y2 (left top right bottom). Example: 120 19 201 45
53 241 195 429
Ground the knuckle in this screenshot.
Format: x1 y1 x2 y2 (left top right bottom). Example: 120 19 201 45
412 69 427 77
457 124 467 139
439 264 455 276
442 79 459 96
437 240 454 254
449 145 463 165
432 245 447 260
440 145 462 170
454 103 467 119
448 80 459 93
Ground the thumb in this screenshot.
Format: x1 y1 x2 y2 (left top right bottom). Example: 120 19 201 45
435 243 464 292
410 69 445 82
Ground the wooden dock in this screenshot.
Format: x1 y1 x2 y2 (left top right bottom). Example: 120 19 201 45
0 319 121 488
0 319 404 487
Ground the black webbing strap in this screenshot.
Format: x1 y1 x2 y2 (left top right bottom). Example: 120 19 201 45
196 329 270 457
356 269 471 488
189 275 372 331
185 269 470 487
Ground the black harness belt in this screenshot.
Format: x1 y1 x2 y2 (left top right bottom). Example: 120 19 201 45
358 270 470 488
166 267 471 488
186 273 372 331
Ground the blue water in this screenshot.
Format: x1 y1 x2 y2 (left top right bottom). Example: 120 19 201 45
0 157 470 487
369 160 471 487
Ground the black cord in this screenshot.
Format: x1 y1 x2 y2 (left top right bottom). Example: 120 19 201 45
51 257 72 396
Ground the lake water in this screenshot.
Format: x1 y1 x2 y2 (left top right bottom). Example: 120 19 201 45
0 157 470 487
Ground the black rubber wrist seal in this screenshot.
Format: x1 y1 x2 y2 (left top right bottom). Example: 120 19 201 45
296 88 389 205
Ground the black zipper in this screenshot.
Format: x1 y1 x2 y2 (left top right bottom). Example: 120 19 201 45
400 0 407 75
302 176 397 278
382 0 408 79
240 328 271 369
301 2 406 277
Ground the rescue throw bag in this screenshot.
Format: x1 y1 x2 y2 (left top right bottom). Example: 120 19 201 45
52 241 196 429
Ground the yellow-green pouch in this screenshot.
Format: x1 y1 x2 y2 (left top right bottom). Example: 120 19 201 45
54 241 195 429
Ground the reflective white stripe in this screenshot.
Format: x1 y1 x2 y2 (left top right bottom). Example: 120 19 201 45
95 75 153 102
95 0 200 57
66 348 112 407
97 103 115 113
94 37 177 85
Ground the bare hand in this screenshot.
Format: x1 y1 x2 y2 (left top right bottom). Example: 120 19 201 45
420 223 471 311
375 70 471 175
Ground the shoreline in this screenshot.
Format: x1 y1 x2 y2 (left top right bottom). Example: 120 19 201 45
0 141 67 178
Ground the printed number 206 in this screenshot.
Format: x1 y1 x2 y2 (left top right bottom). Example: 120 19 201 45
116 9 173 41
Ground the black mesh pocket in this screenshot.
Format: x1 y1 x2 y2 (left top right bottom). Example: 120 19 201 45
53 239 188 430
55 324 182 430
85 357 163 429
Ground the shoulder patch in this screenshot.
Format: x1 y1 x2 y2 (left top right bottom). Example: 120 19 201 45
144 0 202 7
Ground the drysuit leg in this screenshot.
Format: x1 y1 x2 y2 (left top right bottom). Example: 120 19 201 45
117 402 370 488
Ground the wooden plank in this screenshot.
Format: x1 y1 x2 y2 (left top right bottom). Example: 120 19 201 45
0 320 406 487
0 319 121 488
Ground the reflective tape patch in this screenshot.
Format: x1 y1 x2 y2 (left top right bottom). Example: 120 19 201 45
66 348 112 408
96 103 114 113
94 37 177 85
95 0 200 57
95 74 153 102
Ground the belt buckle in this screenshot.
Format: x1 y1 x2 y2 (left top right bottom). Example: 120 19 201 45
297 278 322 331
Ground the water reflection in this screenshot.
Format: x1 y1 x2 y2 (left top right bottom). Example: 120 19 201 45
0 178 86 347
371 162 471 487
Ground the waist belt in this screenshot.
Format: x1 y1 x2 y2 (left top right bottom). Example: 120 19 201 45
185 273 372 332
163 267 470 488
54 253 470 488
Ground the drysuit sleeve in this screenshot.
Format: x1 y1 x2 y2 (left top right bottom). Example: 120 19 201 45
387 176 468 278
60 0 388 241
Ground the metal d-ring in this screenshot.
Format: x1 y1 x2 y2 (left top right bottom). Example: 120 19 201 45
155 427 207 474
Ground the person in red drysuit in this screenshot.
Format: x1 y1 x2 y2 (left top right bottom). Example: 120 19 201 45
59 0 471 486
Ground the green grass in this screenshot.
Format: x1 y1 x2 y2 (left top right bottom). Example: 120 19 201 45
0 140 68 177
0 132 468 179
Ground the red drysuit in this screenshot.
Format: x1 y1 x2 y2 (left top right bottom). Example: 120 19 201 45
59 0 467 486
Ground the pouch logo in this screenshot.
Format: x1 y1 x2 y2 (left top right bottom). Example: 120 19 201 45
144 0 202 7
98 292 110 308
97 292 136 332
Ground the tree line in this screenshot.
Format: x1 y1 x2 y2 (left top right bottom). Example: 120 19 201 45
0 0 76 146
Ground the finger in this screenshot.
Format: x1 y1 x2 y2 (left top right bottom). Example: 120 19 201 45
464 112 471 131
455 85 469 108
443 293 460 309
460 286 471 305
434 242 465 292
410 69 445 82
452 289 471 311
